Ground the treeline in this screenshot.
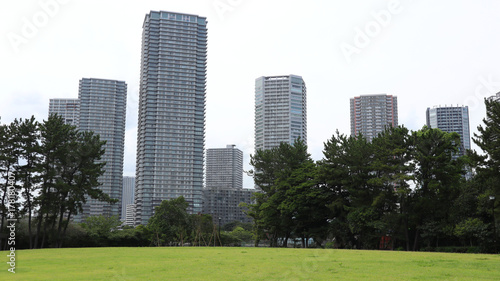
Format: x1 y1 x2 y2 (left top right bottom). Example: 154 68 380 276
246 99 499 253
10 197 253 249
0 115 115 249
146 196 253 247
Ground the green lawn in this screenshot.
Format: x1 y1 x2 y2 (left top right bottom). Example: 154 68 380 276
1 247 499 280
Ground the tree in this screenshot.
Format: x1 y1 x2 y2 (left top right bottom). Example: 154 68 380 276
147 196 191 246
34 115 112 248
80 215 122 246
317 131 353 248
248 139 318 247
15 116 42 249
471 97 500 252
54 130 114 248
454 218 488 247
410 126 464 250
190 213 214 246
371 126 413 250
0 121 22 250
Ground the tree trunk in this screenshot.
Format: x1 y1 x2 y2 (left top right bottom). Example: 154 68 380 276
412 229 420 251
0 182 7 251
27 197 33 249
402 198 411 251
34 204 46 249
283 232 289 248
0 169 14 251
58 210 72 248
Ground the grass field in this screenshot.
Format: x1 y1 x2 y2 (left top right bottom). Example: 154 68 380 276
1 247 499 280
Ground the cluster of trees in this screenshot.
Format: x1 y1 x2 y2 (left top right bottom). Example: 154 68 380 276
147 196 253 247
0 115 115 249
8 200 254 249
247 99 500 252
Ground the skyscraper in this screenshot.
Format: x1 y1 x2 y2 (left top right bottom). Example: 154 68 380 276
48 98 80 126
490 91 500 101
135 11 207 225
426 105 471 157
122 176 135 221
206 145 243 190
350 94 398 141
254 75 307 152
78 78 127 220
203 144 252 225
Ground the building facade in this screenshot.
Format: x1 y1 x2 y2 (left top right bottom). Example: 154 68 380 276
206 145 243 190
350 94 398 142
78 78 127 220
490 91 500 101
125 204 136 226
426 105 471 157
122 176 135 221
135 11 207 225
48 98 80 126
254 75 307 152
202 188 255 226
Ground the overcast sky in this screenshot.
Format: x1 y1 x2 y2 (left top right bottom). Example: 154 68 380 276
1 0 499 188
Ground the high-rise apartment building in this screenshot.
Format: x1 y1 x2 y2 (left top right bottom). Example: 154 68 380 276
254 75 307 152
48 98 80 126
122 176 135 221
78 78 127 220
490 92 500 101
206 145 243 190
204 145 250 225
125 204 136 226
350 94 398 141
426 105 471 157
135 11 207 225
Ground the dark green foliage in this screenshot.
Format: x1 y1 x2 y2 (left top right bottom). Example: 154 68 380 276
147 196 191 246
248 139 329 247
0 115 113 249
222 221 252 232
81 215 122 243
410 126 464 250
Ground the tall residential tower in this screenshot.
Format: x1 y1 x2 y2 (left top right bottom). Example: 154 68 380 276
206 145 243 190
254 75 307 151
426 105 471 157
48 98 80 126
135 11 207 225
203 145 254 226
122 176 135 221
350 94 398 142
78 78 127 219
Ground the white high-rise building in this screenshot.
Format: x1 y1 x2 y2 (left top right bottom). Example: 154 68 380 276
135 11 207 225
48 98 80 126
206 145 243 190
490 92 500 101
350 94 398 142
254 75 307 152
426 105 471 158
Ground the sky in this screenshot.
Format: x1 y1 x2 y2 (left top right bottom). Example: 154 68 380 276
1 0 499 188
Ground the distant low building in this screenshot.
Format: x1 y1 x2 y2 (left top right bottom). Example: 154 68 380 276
202 188 256 226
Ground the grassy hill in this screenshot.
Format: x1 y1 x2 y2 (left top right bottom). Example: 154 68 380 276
1 247 499 280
